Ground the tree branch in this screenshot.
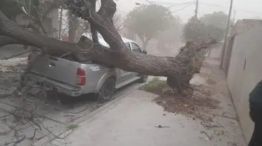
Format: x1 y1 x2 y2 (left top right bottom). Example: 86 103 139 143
89 0 98 43
0 36 23 47
66 0 125 51
0 2 214 91
0 9 205 76
0 10 81 54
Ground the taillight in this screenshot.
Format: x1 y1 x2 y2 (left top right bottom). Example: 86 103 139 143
77 68 86 86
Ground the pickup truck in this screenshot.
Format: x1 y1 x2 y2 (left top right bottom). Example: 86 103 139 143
22 35 147 101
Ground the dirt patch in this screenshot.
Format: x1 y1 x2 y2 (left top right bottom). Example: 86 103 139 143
141 79 220 122
206 78 217 85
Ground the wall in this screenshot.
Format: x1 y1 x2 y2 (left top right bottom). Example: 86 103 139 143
227 22 262 141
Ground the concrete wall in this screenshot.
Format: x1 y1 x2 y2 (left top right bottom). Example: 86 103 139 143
227 22 262 141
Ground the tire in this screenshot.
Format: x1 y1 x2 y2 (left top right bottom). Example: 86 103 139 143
98 78 116 101
138 75 148 83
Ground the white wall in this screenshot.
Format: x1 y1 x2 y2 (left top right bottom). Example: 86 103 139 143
227 24 262 141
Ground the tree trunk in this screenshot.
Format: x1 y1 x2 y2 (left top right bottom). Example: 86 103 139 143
0 0 214 92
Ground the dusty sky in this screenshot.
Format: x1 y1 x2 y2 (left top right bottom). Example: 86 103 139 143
115 0 262 22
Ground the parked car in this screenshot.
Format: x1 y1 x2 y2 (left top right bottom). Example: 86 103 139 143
22 34 147 101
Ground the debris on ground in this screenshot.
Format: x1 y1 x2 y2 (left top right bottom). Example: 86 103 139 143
141 78 220 123
0 57 27 72
138 45 246 145
157 85 219 119
0 61 107 145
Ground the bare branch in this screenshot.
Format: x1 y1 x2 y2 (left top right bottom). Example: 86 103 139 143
0 10 80 54
66 0 124 50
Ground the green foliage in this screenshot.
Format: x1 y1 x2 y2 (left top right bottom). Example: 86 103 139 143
183 17 208 42
205 25 224 42
140 78 168 94
200 11 228 30
199 11 228 42
184 13 227 43
125 4 174 48
157 16 183 44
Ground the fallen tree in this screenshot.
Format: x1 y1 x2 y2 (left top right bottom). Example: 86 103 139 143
0 0 214 93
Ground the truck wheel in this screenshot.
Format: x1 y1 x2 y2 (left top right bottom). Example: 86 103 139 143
98 78 116 101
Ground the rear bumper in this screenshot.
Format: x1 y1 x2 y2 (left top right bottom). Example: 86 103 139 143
23 73 85 97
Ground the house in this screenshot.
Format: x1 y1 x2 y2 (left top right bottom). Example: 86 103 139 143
222 19 262 142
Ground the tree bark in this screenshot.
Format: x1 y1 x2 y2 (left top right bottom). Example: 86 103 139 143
0 36 23 47
0 0 213 92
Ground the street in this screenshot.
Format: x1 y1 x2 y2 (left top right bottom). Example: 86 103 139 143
61 45 246 146
0 44 246 146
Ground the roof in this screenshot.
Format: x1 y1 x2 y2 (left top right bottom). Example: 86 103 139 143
232 19 262 35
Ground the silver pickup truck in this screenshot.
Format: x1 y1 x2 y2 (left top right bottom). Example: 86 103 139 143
23 36 147 100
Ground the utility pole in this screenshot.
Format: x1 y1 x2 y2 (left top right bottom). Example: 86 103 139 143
220 0 234 69
195 0 199 18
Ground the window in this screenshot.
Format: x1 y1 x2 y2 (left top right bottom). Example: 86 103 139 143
125 43 131 51
131 43 142 53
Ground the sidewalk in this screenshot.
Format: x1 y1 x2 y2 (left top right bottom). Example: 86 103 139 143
60 45 246 146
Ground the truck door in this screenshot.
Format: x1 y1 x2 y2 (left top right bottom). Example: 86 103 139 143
116 42 133 85
129 42 144 77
